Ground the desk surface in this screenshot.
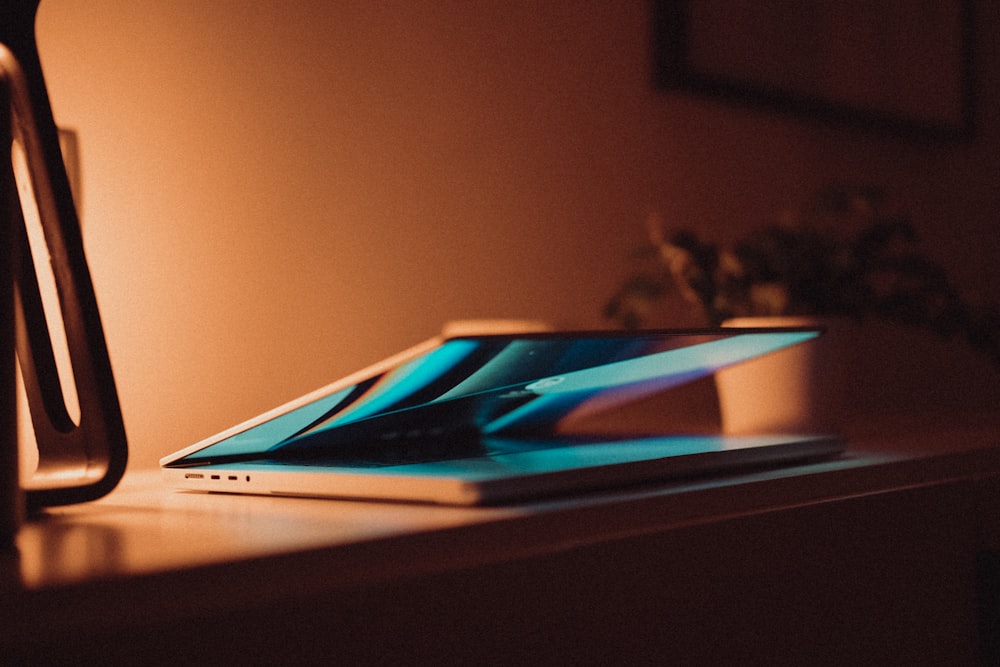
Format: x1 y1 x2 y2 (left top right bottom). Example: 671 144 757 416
3 412 1000 661
8 412 1000 585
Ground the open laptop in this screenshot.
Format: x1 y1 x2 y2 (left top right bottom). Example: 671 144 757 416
161 328 844 505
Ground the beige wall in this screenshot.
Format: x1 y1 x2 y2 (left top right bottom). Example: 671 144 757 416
32 1 1000 469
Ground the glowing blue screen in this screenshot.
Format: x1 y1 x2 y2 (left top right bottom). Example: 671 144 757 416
175 329 819 465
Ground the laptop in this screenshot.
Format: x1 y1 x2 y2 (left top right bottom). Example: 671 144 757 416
161 328 844 505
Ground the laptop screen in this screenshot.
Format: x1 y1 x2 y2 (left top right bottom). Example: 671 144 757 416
167 329 820 466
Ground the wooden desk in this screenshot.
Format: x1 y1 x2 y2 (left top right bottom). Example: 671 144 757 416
3 414 999 665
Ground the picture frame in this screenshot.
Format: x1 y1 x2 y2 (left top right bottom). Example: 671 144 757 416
653 1 976 141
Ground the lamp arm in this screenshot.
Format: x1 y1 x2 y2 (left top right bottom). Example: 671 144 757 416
0 28 127 507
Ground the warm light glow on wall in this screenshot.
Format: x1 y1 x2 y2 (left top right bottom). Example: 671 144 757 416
29 1 1000 470
34 1 675 469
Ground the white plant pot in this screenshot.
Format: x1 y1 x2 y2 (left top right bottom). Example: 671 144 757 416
715 316 854 435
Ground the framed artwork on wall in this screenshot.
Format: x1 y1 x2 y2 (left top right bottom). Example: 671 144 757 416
653 1 975 141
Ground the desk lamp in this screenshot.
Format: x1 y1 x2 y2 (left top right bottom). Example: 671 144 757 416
1 0 127 542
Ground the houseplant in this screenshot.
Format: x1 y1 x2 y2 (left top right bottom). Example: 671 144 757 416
605 185 1000 431
607 184 999 363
